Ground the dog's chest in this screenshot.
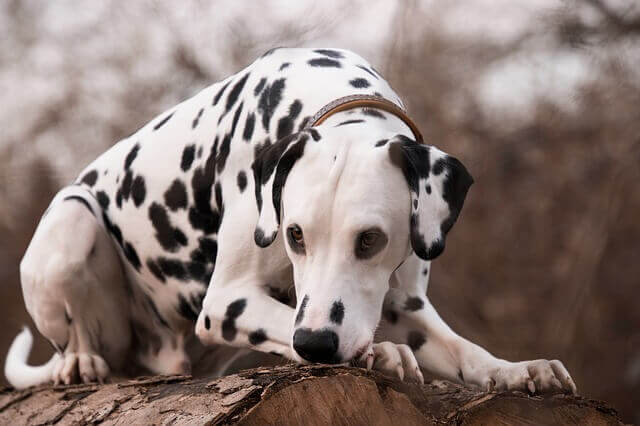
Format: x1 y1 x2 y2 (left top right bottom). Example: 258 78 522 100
71 48 400 324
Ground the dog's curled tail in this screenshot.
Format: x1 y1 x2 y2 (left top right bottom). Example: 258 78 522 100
4 327 60 389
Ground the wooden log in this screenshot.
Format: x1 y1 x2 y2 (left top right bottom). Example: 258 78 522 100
0 365 623 425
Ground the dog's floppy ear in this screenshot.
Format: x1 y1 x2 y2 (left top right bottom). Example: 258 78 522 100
252 131 309 247
388 135 473 260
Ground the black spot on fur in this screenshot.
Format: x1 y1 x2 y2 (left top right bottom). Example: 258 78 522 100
197 146 203 158
165 179 188 211
329 300 345 325
64 195 94 216
350 78 370 88
413 199 418 209
198 237 218 262
226 73 249 113
102 212 123 246
356 64 379 79
375 139 388 147
214 182 224 221
147 259 166 283
425 184 432 194
253 228 277 248
243 112 256 142
124 144 140 170
404 296 424 311
383 310 398 324
204 315 211 330
222 298 247 341
279 62 291 71
186 261 206 283
96 191 110 210
213 80 231 106
422 266 429 276
153 112 174 130
271 134 307 225
308 57 341 68
309 128 321 141
230 102 244 139
131 175 146 207
149 202 187 252
362 108 385 119
192 108 204 129
439 156 474 234
336 119 364 127
237 170 247 192
174 228 188 246
157 257 188 280
276 99 302 140
249 329 268 345
121 170 133 201
188 207 220 235
80 170 98 187
254 78 267 96
123 241 141 270
432 160 444 175
407 330 427 351
258 78 286 131
217 134 232 173
295 295 309 326
115 190 122 208
313 49 344 58
189 141 221 234
298 115 312 131
177 294 199 322
181 145 196 171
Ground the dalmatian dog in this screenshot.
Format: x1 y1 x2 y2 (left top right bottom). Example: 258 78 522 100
5 47 576 395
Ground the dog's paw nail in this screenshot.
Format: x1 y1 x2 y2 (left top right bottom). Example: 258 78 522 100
527 379 536 394
366 353 374 371
396 366 404 381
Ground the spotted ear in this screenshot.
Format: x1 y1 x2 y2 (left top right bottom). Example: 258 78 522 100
388 136 473 260
252 132 309 247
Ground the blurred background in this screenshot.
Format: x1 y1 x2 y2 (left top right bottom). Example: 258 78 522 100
0 0 638 421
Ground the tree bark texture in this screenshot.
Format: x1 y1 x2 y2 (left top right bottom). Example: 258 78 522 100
0 365 623 425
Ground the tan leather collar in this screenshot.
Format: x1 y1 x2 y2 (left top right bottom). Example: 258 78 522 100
308 94 423 143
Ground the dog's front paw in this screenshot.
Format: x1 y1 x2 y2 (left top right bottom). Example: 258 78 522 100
52 352 110 385
359 341 424 384
473 359 577 395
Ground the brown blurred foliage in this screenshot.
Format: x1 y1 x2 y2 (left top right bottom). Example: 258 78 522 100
0 0 638 422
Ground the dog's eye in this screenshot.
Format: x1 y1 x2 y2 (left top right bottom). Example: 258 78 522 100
287 225 305 253
360 232 379 250
355 228 388 259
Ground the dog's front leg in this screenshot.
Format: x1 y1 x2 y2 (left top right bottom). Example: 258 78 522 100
377 255 577 394
195 282 296 360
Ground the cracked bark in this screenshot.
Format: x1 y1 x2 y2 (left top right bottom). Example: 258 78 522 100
0 365 623 425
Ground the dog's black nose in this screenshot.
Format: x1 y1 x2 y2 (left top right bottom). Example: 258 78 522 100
293 328 340 363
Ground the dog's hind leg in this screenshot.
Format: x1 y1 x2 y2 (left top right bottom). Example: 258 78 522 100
9 187 131 387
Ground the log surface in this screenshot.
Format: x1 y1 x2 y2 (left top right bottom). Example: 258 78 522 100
0 365 623 425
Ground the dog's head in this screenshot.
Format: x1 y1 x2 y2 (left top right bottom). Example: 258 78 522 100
253 125 473 363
